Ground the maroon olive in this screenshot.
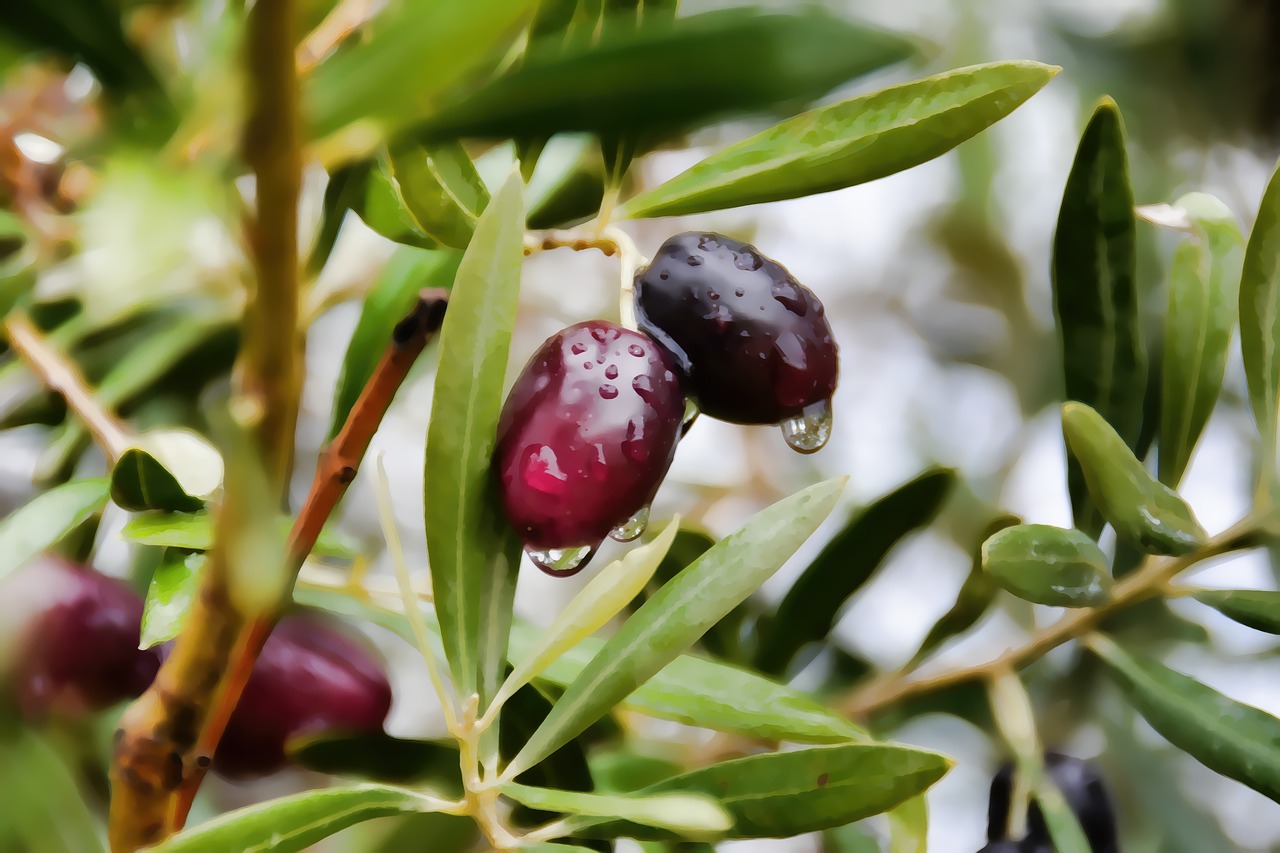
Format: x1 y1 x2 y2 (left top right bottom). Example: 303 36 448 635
213 612 392 779
633 232 837 451
493 320 685 575
1 556 160 719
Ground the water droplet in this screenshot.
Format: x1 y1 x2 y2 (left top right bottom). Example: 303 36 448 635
591 327 607 342
706 288 720 300
628 343 645 357
779 399 833 454
604 364 619 380
772 281 808 316
596 354 606 364
687 254 704 266
599 384 618 399
735 287 745 297
571 342 587 355
583 361 593 369
521 445 567 494
733 249 763 270
659 271 669 280
697 235 720 251
526 544 596 577
610 505 650 542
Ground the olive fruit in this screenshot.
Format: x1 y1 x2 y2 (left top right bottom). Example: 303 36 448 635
633 232 837 452
1 556 160 719
986 753 1118 853
493 320 685 576
214 613 392 778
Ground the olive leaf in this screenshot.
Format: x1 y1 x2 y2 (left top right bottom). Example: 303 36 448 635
982 524 1112 608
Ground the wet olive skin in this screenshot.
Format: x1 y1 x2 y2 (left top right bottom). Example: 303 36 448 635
633 232 838 425
493 321 684 560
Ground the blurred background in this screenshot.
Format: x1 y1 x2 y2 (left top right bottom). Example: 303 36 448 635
2 0 1280 850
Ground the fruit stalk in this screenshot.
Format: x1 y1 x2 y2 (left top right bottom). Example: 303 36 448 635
109 3 304 848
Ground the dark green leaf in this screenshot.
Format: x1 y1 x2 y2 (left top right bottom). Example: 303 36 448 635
755 469 953 676
424 170 525 707
619 61 1058 219
287 732 461 790
1239 157 1280 467
121 511 355 559
589 751 680 794
0 477 110 581
577 743 951 840
305 0 537 141
982 524 1112 608
525 135 606 230
1052 98 1143 537
1191 588 1280 634
139 551 204 649
1089 634 1280 804
500 684 594 829
1157 194 1245 486
503 478 846 779
309 163 371 275
420 8 915 143
358 160 441 248
385 142 489 250
152 784 452 853
110 430 223 513
328 248 462 440
372 812 477 853
1061 402 1205 555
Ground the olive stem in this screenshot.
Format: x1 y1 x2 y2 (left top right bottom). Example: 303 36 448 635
839 516 1263 721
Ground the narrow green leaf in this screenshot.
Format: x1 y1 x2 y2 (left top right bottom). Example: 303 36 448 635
0 478 109 581
1191 588 1280 634
327 247 462 440
510 619 866 744
1240 157 1280 468
1062 402 1205 555
152 784 456 853
359 160 440 248
110 429 224 513
420 8 915 143
502 782 731 836
492 518 678 713
1052 98 1143 537
140 551 204 649
385 142 489 250
121 512 355 559
503 477 846 779
305 0 537 140
1157 194 1245 486
308 163 369 274
577 743 951 840
294 582 866 746
424 169 525 706
755 469 952 676
619 61 1058 219
981 524 1112 608
497 683 595 831
1088 633 1280 804
286 732 461 789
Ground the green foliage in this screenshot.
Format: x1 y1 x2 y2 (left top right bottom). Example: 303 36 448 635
0 477 108 580
1052 98 1143 536
982 523 1112 608
1240 157 1280 475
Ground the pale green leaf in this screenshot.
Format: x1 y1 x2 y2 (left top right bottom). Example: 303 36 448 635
386 142 489 250
501 782 731 836
140 551 204 649
0 478 110 581
1239 157 1280 466
424 169 525 706
490 517 679 715
503 477 846 779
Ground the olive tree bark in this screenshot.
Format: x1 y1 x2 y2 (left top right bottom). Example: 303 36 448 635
107 1 303 849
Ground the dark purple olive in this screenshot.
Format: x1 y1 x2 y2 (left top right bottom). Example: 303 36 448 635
493 320 685 576
2 556 160 718
633 232 837 452
987 753 1118 853
213 612 392 779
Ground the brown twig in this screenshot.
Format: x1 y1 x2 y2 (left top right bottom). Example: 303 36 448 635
2 311 131 459
108 290 446 848
108 2 304 849
171 289 449 828
839 518 1261 721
